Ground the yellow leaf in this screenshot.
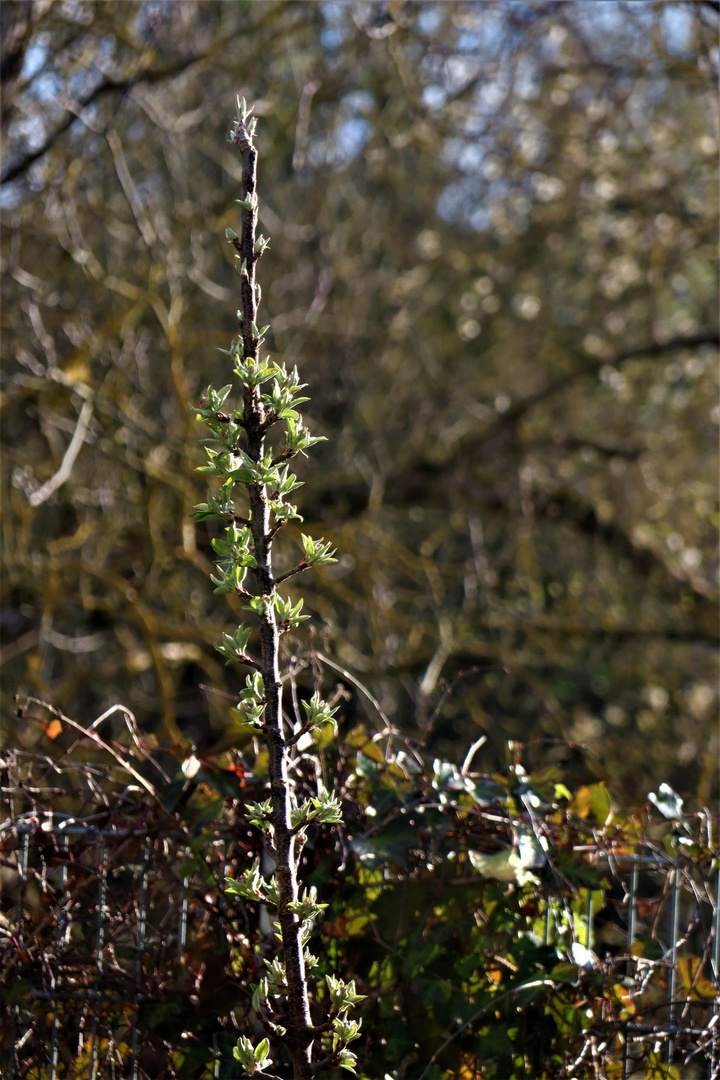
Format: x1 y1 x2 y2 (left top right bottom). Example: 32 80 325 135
313 721 336 750
347 725 370 748
345 912 371 935
644 1049 680 1079
457 1053 481 1080
360 741 387 765
677 955 718 1000
569 785 592 818
612 981 636 1019
589 782 612 824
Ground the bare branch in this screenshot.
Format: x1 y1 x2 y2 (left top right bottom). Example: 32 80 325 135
15 695 163 807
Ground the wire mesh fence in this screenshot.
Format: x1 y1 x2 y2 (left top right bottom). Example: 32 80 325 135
1 812 240 1080
1 724 718 1079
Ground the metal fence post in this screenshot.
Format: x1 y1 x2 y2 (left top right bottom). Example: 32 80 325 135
711 865 720 1080
622 859 638 1080
89 840 108 1080
178 845 190 965
131 837 150 1080
8 830 30 1080
48 833 69 1080
667 867 680 1067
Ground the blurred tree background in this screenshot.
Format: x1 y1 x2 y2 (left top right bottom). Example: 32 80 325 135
1 0 717 804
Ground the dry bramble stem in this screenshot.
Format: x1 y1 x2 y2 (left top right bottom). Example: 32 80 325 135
190 97 363 1080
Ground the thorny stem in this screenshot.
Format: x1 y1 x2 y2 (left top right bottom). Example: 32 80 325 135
233 111 314 1079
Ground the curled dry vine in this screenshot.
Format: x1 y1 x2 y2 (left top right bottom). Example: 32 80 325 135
191 98 362 1079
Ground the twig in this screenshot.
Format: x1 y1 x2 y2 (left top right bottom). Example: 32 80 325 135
275 562 310 585
16 696 162 808
461 735 487 776
314 651 394 735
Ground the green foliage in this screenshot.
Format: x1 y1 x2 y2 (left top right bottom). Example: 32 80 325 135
234 1035 273 1071
191 478 237 522
226 859 272 903
291 790 343 828
300 534 337 567
301 693 340 734
232 672 266 727
274 593 310 629
214 625 253 665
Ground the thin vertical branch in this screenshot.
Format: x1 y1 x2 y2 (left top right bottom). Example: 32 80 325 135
231 106 314 1079
198 98 355 1080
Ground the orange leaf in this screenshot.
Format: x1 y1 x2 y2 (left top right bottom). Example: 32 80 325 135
42 718 63 740
224 761 247 780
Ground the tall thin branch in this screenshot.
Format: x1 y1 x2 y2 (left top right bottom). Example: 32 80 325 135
232 108 315 1079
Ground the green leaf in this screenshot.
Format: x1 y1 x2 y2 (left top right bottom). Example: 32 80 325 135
300 533 337 566
254 1038 270 1065
233 1036 255 1070
233 672 265 727
468 848 540 886
270 499 303 524
244 594 275 620
225 860 273 903
549 962 580 984
337 1049 358 1072
191 478 236 522
287 885 327 921
275 594 311 628
214 625 253 665
233 354 275 388
271 465 303 498
301 692 340 733
285 416 326 454
589 782 612 824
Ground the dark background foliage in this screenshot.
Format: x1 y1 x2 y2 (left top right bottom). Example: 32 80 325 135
1 0 718 803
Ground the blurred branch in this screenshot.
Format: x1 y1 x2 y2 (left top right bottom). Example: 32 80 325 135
312 330 718 525
0 630 39 666
27 399 94 507
495 329 720 440
530 437 643 459
1 52 219 188
532 486 716 604
0 0 33 127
